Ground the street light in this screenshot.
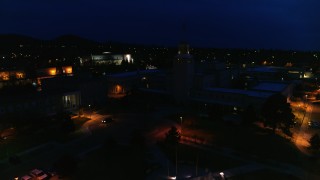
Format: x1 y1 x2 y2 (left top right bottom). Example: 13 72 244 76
0 136 9 158
304 95 308 109
220 172 225 179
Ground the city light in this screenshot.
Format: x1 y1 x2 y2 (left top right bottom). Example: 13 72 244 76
48 68 57 76
220 172 225 179
168 176 176 180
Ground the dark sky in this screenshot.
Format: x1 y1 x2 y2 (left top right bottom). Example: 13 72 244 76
1 0 320 51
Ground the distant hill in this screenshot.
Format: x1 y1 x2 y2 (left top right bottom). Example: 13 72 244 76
51 34 100 46
0 34 171 50
0 34 100 48
0 34 42 46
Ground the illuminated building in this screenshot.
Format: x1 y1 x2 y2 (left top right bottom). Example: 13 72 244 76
37 66 73 77
0 71 26 81
105 42 294 115
0 70 30 89
62 66 72 74
0 90 81 116
91 53 133 65
106 71 140 98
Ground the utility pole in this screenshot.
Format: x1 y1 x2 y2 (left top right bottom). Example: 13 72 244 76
176 143 178 178
195 151 199 176
180 116 183 135
167 159 169 177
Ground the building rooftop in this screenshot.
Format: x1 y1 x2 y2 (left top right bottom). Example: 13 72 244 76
204 87 274 98
138 88 169 95
190 97 244 107
246 66 284 73
107 69 161 78
251 82 288 92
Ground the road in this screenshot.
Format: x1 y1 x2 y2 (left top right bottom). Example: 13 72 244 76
291 97 320 155
293 101 313 151
0 110 144 179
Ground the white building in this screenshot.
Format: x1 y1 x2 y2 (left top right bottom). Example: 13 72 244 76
91 52 133 65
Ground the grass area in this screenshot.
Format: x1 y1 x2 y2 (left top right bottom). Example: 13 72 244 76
176 114 320 176
159 142 244 172
0 120 85 160
72 144 146 180
184 117 305 165
229 169 301 180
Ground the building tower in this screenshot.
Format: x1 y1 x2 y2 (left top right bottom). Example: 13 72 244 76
173 42 194 103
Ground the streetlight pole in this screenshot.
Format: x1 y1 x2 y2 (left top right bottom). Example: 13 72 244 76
195 151 199 176
305 95 308 108
89 104 91 119
303 95 308 125
1 137 9 158
180 116 183 136
176 143 178 178
167 159 170 177
295 95 309 143
176 116 182 179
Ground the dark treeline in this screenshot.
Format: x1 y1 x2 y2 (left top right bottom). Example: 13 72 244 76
0 34 319 70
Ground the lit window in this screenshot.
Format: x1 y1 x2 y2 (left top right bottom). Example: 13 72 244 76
48 68 57 75
16 72 25 79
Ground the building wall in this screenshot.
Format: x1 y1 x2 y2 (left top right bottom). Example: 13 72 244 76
62 91 81 110
0 94 61 116
91 53 133 65
0 90 81 117
107 76 138 98
173 43 194 103
192 88 273 114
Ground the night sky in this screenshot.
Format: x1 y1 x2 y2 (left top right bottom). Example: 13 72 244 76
1 0 320 51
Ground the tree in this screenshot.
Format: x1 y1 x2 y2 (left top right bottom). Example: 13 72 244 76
165 126 181 145
242 105 257 125
53 154 78 176
57 112 75 133
130 129 146 150
103 135 118 152
292 83 304 99
279 102 295 134
261 93 295 134
61 119 75 133
309 134 320 150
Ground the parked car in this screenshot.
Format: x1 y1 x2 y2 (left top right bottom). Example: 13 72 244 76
102 117 114 124
308 121 320 128
20 175 32 180
9 155 21 165
30 169 48 180
43 167 57 177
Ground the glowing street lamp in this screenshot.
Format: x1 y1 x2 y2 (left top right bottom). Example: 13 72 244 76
220 172 225 179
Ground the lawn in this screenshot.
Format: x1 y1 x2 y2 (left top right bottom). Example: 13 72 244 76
159 142 244 173
72 116 90 130
0 118 86 160
72 144 146 180
183 116 305 164
176 114 320 176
